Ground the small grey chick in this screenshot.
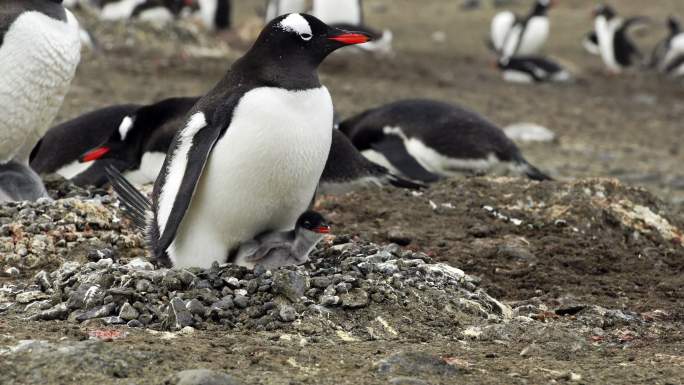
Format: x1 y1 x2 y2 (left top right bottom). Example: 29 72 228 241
230 211 330 270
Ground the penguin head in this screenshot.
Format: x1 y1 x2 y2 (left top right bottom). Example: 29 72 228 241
79 116 140 165
532 0 554 16
295 211 331 236
252 13 372 66
593 4 616 20
668 16 681 35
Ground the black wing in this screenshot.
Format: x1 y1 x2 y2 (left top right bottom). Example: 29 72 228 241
153 93 241 255
371 135 441 183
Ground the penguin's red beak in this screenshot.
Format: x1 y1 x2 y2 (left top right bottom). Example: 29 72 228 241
313 225 331 234
80 147 110 163
328 32 372 45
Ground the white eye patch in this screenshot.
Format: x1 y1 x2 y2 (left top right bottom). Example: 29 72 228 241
118 116 134 141
278 13 313 40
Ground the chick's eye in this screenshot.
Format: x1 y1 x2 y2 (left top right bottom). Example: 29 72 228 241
300 33 312 41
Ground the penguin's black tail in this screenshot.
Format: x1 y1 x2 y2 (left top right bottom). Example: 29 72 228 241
105 165 151 231
386 173 428 190
518 159 553 181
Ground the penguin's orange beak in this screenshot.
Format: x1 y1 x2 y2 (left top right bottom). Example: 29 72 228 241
314 225 331 234
80 147 110 163
328 32 372 45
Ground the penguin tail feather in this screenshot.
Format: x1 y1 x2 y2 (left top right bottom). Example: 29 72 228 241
386 174 428 190
519 160 553 182
105 165 152 231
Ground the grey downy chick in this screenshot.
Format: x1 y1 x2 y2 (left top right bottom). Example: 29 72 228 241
231 211 330 270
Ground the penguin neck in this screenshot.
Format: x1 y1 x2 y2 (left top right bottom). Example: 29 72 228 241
530 4 548 17
232 50 322 91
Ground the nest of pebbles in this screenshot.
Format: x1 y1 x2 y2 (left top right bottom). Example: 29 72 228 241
1 240 511 334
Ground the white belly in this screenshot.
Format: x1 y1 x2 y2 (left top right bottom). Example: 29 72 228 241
123 151 166 185
0 11 81 163
101 0 146 20
168 86 333 268
517 17 549 56
491 11 516 51
596 17 620 72
312 0 362 25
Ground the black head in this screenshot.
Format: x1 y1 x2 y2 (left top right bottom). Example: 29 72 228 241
668 16 681 35
531 0 554 16
593 4 616 20
79 116 140 165
295 211 330 235
246 13 372 69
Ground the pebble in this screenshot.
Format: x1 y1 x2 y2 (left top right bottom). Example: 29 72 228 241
167 298 194 330
340 288 369 309
278 305 297 322
119 302 139 321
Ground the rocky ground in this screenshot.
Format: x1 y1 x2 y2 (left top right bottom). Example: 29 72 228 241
1 0 684 384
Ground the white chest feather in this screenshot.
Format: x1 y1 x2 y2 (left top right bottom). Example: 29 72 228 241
596 17 620 71
167 86 333 268
517 17 549 56
491 11 516 51
312 0 362 26
0 11 81 163
123 151 167 185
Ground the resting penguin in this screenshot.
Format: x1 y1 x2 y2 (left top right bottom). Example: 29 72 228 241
497 56 572 83
0 0 82 202
311 0 393 54
490 0 554 59
106 14 371 268
100 0 231 30
264 0 306 22
339 99 552 183
593 4 648 73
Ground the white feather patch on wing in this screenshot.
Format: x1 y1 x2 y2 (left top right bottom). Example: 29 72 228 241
278 13 312 36
118 116 134 140
156 112 207 237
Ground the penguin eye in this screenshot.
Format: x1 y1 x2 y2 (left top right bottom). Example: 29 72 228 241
300 33 312 41
304 221 311 227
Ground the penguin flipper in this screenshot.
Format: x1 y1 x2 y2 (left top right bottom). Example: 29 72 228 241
105 165 152 231
155 96 240 255
370 135 441 183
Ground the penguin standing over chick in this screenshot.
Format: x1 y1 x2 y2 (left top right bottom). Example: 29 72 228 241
109 14 371 268
0 0 82 202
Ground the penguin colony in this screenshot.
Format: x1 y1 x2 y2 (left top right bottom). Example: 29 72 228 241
0 0 679 270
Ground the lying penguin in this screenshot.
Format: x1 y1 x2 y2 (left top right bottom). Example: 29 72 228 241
0 0 82 202
490 0 554 59
31 97 197 186
339 99 552 182
99 0 231 30
497 56 572 83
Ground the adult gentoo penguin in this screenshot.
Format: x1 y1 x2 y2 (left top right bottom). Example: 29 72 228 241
265 0 306 22
593 4 647 73
112 14 370 268
651 16 684 74
311 0 393 54
497 56 572 83
31 97 198 187
339 99 552 183
490 0 554 59
0 0 82 202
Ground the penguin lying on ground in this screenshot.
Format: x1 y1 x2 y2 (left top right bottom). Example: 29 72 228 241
339 99 552 183
102 14 370 269
99 0 231 30
497 56 572 83
30 97 197 186
593 4 648 73
0 0 82 202
490 0 554 59
311 0 392 54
